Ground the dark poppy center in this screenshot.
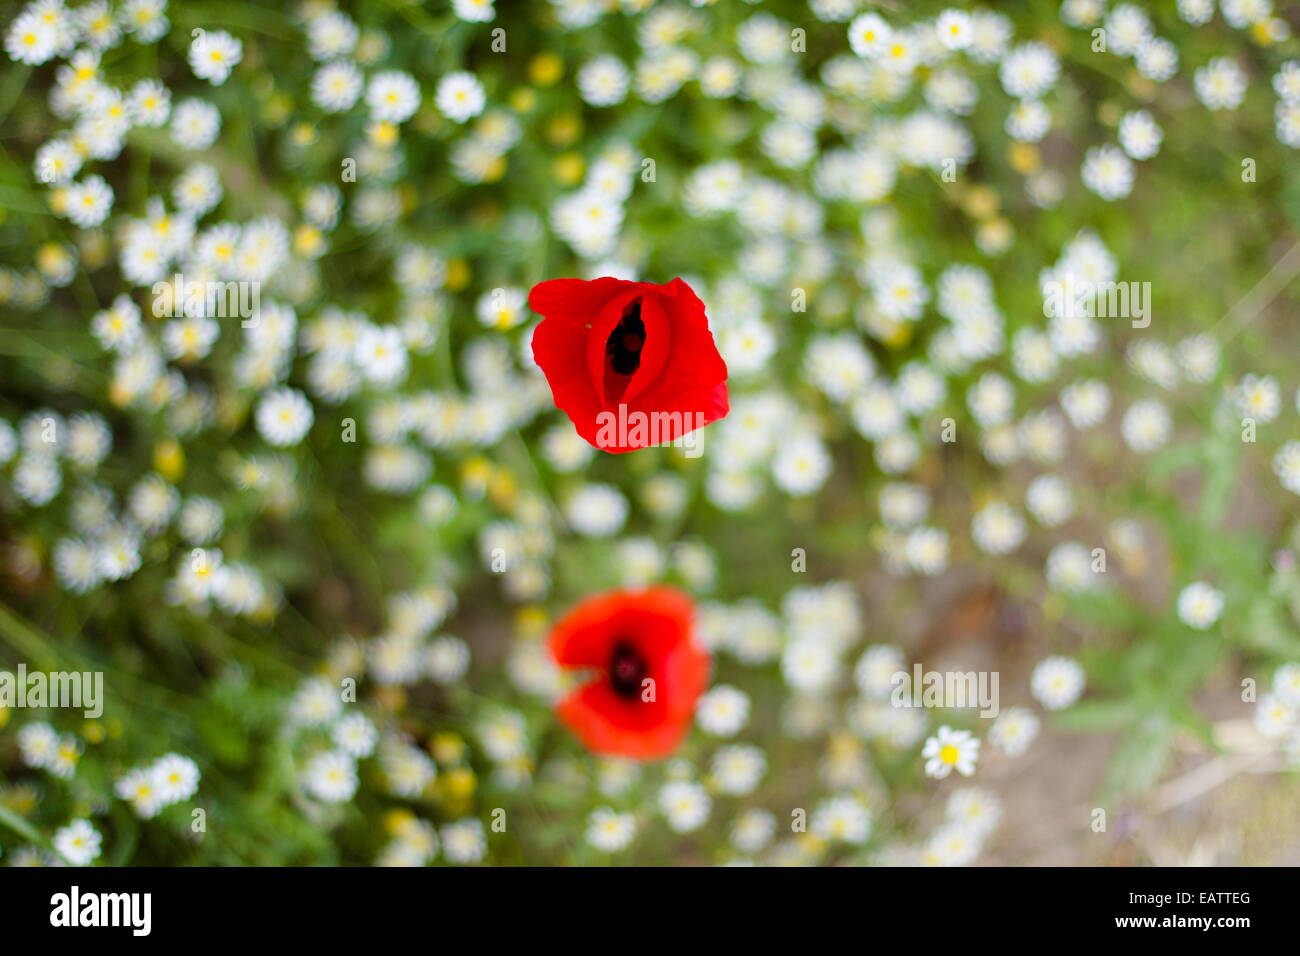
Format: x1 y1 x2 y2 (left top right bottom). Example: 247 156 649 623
606 301 645 376
608 641 647 699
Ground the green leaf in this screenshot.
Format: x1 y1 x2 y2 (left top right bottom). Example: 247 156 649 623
1051 698 1140 732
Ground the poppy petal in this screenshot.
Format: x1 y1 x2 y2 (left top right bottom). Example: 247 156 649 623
548 586 710 761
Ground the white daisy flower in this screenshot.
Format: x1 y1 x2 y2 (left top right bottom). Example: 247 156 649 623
658 780 711 833
1194 58 1248 110
189 29 242 85
1176 581 1224 630
441 818 487 863
1254 693 1296 739
847 13 889 58
53 819 102 865
367 70 421 123
989 706 1040 756
564 484 628 537
255 387 314 447
1121 399 1171 451
1118 110 1162 160
171 98 221 150
578 55 630 107
696 685 750 737
116 767 165 818
312 60 364 113
935 10 972 50
151 753 201 804
1081 144 1135 200
922 725 980 778
710 745 766 796
586 807 637 851
999 43 1060 99
304 750 359 802
971 501 1026 555
1031 656 1085 710
435 71 486 123
812 794 872 843
453 0 496 23
947 787 1002 837
6 12 58 66
333 713 379 759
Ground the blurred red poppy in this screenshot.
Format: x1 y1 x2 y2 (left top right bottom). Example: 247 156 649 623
549 586 711 760
529 277 729 453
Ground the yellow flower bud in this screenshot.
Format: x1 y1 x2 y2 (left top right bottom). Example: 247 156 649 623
554 152 585 186
153 439 185 482
529 53 564 86
1009 142 1041 174
510 88 538 113
445 258 471 291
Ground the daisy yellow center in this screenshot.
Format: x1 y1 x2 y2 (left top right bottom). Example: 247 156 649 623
940 744 959 764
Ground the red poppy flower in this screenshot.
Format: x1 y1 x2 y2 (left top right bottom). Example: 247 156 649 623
549 586 711 760
529 277 729 453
